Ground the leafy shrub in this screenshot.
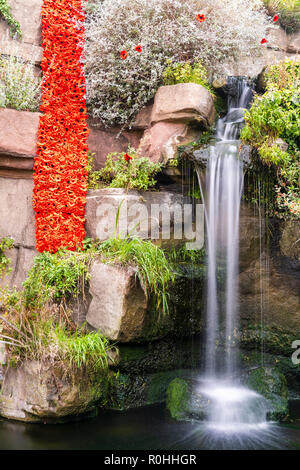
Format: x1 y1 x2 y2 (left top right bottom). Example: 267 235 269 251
85 0 269 127
263 0 300 32
0 0 21 38
96 149 163 191
0 307 110 371
163 60 215 96
0 55 41 111
241 60 300 219
0 237 13 278
22 250 92 309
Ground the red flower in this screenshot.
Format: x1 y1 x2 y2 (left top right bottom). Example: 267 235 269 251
260 38 267 44
273 15 279 22
135 45 142 53
124 153 133 162
34 0 89 253
196 14 205 23
120 50 128 60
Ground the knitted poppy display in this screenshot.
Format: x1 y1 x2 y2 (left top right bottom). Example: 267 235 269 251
34 0 89 253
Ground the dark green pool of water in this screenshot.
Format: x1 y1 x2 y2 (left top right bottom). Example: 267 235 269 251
0 404 300 450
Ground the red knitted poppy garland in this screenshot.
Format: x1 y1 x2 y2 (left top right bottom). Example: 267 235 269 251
34 0 89 253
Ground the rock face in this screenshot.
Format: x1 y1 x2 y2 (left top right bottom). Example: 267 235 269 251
219 29 300 79
0 178 37 289
85 188 191 241
86 262 148 342
0 0 43 64
88 119 143 169
245 366 289 421
151 83 216 127
0 109 39 178
137 84 215 163
0 361 104 422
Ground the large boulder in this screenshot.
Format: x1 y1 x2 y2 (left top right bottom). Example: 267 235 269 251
151 83 215 127
245 366 289 421
138 121 201 163
86 262 148 342
85 260 205 343
0 360 105 423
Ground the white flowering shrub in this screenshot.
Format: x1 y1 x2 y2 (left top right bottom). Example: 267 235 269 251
0 55 41 112
85 0 270 128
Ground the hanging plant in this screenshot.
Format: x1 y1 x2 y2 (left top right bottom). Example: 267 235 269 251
0 0 22 38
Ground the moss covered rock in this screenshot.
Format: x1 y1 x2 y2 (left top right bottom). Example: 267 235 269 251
166 378 189 420
246 366 289 421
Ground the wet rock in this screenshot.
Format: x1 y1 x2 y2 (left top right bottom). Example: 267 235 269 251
166 378 189 419
151 84 215 127
280 220 300 264
245 366 289 421
0 361 105 423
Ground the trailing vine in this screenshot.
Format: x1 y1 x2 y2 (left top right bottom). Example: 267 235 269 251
0 0 22 38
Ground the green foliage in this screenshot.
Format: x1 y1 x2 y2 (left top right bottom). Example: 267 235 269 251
97 149 163 191
166 378 189 420
0 309 110 372
0 0 21 38
0 237 13 278
263 0 300 32
22 250 92 309
86 152 104 190
0 55 41 111
241 60 300 219
97 236 174 315
163 60 215 97
167 245 205 265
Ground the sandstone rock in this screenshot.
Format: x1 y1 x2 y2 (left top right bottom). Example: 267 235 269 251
88 119 143 169
280 220 300 264
287 33 300 54
239 256 300 336
138 122 189 163
132 104 153 130
0 108 39 159
0 360 104 422
86 261 148 342
0 177 35 247
0 0 42 64
0 246 37 290
151 83 215 127
85 188 189 241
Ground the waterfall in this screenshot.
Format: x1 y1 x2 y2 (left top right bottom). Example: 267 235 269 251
196 77 269 432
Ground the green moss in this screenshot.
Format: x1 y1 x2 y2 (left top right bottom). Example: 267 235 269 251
166 378 189 420
239 324 299 357
247 367 289 421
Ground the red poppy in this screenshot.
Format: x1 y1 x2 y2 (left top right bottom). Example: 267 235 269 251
34 0 89 253
273 15 279 22
120 50 128 60
124 153 133 162
260 38 267 44
196 14 205 23
135 45 142 53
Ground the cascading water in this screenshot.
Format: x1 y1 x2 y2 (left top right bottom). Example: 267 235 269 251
196 77 269 433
